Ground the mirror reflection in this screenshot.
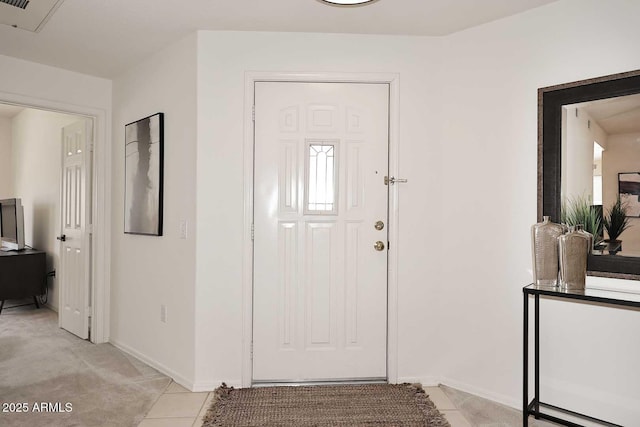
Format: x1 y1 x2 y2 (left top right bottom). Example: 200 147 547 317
562 93 640 257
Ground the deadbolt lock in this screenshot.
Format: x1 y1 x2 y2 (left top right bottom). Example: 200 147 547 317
374 221 385 231
374 241 385 251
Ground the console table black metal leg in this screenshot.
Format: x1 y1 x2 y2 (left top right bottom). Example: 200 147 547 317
0 300 4 314
535 294 540 418
523 291 528 427
33 296 40 309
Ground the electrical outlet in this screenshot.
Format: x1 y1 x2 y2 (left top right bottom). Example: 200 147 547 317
160 304 167 323
179 220 188 239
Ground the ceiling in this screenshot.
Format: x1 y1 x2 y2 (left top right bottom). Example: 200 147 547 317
577 94 640 135
0 0 558 78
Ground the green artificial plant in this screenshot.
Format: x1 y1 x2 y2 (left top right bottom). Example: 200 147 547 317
561 195 603 242
603 197 631 241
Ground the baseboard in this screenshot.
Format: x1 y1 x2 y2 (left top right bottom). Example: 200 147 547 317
191 379 242 393
396 376 441 387
439 377 520 410
44 303 57 313
109 339 195 391
396 376 520 409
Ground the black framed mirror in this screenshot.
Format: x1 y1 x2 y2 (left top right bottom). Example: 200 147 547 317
539 70 640 279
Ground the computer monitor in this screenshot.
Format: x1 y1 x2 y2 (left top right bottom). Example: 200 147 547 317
0 198 25 251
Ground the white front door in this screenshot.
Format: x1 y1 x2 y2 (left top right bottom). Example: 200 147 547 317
253 82 390 382
59 119 92 339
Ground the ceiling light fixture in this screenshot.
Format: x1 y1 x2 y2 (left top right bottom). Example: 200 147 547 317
320 0 377 6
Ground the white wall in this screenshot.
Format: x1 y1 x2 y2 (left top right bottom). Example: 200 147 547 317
194 31 446 389
437 0 640 424
0 54 111 111
192 5 640 421
11 109 80 311
0 116 12 197
110 33 198 386
562 106 607 203
602 132 640 254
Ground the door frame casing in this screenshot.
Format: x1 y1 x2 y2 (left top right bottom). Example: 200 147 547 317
242 72 400 387
0 91 111 344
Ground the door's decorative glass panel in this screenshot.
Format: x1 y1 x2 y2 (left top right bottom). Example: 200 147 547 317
305 141 338 214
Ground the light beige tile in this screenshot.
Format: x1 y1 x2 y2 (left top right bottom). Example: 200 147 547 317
165 381 191 393
442 410 472 427
424 386 456 410
194 392 215 426
192 416 204 427
145 392 208 418
138 418 196 427
199 392 215 417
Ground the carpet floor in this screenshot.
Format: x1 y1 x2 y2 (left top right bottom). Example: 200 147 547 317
0 304 170 427
202 383 451 426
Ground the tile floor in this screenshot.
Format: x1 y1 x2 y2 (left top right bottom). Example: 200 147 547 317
138 382 214 427
425 386 473 427
440 385 557 426
138 382 473 427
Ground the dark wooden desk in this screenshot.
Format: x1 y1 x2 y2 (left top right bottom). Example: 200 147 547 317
0 249 46 314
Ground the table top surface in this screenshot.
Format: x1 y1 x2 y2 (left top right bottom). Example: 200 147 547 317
524 283 640 306
0 248 45 257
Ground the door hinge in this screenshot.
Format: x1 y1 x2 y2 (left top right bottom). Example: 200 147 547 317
250 341 254 358
251 223 255 241
388 241 390 250
252 105 255 122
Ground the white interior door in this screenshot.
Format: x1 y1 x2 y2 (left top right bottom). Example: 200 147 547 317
59 119 92 339
253 82 390 382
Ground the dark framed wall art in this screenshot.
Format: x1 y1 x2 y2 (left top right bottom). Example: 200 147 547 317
618 172 640 217
124 112 164 236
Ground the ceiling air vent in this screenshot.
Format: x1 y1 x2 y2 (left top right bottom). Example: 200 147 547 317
0 0 30 10
0 0 63 32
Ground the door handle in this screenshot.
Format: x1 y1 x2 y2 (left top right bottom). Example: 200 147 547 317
56 235 66 242
374 241 385 251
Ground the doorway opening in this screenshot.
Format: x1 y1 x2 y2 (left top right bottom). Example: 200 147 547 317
0 99 108 343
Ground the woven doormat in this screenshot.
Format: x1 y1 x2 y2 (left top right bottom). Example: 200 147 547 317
202 383 451 426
